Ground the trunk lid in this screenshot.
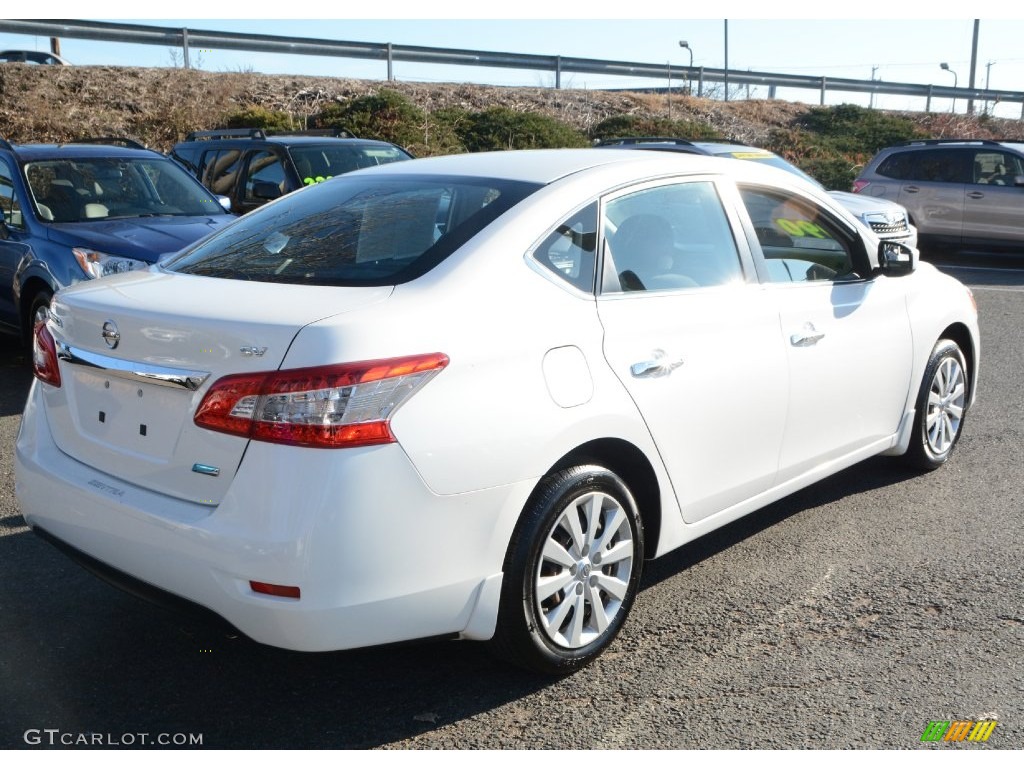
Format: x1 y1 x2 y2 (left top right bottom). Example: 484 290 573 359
44 268 392 504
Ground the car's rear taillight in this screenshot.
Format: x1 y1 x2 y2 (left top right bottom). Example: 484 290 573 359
851 179 869 194
194 353 448 448
32 322 61 388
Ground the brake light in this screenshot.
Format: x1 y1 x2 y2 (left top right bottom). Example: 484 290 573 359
851 179 869 194
194 353 449 448
32 322 61 388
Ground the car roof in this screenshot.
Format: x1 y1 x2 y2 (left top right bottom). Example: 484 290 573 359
347 147 800 188
175 134 401 148
4 143 166 162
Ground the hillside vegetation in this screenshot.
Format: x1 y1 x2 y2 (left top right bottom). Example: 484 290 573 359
2 64 1023 190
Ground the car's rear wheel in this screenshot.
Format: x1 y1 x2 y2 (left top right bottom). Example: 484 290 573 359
490 465 643 675
904 339 969 470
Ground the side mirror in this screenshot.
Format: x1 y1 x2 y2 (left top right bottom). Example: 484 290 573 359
877 241 915 277
252 182 282 201
217 195 232 212
1013 175 1024 188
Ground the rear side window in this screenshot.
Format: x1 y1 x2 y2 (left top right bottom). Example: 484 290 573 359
166 175 540 286
877 149 970 183
531 203 598 293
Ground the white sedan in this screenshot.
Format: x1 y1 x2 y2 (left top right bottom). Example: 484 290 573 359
16 149 979 675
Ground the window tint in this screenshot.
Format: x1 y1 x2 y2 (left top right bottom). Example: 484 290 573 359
166 175 540 287
201 149 242 196
245 150 286 201
877 148 969 183
601 181 743 293
739 186 860 283
290 145 410 186
532 203 598 293
0 158 23 229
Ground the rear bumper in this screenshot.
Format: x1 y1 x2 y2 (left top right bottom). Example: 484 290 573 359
16 381 532 652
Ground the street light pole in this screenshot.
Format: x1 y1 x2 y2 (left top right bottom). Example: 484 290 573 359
940 62 958 113
679 40 693 96
723 20 729 102
984 60 995 114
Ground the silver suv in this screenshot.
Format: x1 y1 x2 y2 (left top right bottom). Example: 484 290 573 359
854 139 1024 255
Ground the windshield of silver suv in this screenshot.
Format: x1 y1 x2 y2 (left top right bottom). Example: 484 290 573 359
25 157 225 223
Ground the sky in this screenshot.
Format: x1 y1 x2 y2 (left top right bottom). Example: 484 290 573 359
4 5 1024 118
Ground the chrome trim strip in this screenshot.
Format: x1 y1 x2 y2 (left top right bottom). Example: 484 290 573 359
57 343 211 391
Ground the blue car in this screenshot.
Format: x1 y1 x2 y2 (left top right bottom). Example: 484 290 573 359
0 137 235 342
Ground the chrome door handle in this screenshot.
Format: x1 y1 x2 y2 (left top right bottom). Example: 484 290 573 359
790 323 825 347
630 350 684 378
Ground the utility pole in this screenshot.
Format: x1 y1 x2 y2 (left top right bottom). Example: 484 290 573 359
967 19 979 115
984 61 995 114
869 65 878 109
723 20 729 102
49 37 60 56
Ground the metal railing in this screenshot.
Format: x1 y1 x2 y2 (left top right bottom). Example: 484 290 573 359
3 18 1024 118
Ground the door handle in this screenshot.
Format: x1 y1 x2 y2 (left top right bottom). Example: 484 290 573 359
967 191 985 199
790 323 825 347
630 350 684 378
903 185 920 193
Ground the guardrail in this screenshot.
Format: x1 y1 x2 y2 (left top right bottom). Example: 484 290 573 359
3 18 1023 118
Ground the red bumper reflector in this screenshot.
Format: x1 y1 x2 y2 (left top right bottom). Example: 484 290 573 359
250 581 301 599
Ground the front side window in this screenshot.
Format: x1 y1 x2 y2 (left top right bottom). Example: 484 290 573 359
0 158 24 229
166 174 540 286
739 186 862 283
244 150 286 201
971 150 1024 185
24 157 226 223
601 180 743 293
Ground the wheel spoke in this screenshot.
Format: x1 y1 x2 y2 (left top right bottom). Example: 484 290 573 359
947 403 963 420
568 592 586 647
587 582 610 634
581 493 601 552
928 390 942 408
561 506 586 557
543 592 573 634
949 382 965 404
926 409 940 430
596 573 629 601
600 539 633 566
542 537 576 569
592 506 626 553
536 570 574 602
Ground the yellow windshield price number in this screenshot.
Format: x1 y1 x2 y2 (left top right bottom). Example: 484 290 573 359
775 217 829 239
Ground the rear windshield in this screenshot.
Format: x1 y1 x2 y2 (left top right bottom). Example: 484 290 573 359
289 144 411 186
164 174 540 286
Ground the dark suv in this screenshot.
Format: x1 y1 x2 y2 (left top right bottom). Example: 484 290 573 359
0 136 234 341
854 139 1024 255
170 129 413 215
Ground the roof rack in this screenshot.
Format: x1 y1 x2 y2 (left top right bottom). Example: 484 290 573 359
71 136 149 150
897 138 1006 147
267 128 355 138
595 137 698 147
184 128 267 142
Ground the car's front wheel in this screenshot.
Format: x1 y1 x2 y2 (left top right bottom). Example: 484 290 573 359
490 465 644 675
904 339 969 470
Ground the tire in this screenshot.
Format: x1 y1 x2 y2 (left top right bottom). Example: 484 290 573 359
904 339 969 471
490 465 644 675
24 289 54 348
